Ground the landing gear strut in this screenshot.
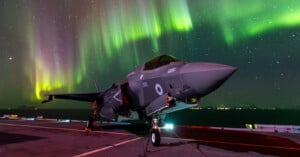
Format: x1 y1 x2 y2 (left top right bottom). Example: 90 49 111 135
85 101 99 132
150 118 161 146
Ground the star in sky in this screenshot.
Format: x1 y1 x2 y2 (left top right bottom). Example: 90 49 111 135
0 0 300 109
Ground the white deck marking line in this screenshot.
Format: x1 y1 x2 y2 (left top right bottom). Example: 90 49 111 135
73 137 142 157
0 122 135 136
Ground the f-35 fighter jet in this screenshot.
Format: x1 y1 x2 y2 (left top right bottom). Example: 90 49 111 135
42 54 237 146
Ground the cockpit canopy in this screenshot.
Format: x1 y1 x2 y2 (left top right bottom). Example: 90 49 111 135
144 55 180 70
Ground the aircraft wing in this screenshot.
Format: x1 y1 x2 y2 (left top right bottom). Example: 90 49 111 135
42 92 102 103
145 93 169 116
145 94 199 116
161 101 198 115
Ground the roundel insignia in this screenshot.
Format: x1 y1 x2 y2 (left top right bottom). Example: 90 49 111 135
155 83 163 95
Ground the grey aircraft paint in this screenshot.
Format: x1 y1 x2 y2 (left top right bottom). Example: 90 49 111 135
42 55 237 121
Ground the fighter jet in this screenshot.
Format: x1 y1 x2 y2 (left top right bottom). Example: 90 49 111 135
42 54 237 146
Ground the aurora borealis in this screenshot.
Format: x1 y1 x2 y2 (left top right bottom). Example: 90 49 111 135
0 0 300 109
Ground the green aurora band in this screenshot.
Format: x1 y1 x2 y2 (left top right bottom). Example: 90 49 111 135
1 0 300 107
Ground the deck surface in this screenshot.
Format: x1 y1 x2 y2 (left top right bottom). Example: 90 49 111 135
1 119 300 157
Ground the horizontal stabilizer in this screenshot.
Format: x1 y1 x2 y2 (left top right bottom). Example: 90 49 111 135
41 92 102 103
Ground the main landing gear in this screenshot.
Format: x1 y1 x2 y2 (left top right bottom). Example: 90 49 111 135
85 101 99 133
150 118 161 146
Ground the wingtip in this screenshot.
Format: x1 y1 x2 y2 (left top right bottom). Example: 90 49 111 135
41 100 49 104
41 95 53 104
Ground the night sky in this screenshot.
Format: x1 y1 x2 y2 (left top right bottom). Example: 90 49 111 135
0 0 299 109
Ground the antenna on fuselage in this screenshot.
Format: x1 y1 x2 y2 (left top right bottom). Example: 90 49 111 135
93 80 100 92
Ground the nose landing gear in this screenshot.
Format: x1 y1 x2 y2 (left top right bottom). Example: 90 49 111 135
150 118 161 146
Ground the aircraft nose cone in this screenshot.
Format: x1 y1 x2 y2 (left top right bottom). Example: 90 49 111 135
180 63 237 95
